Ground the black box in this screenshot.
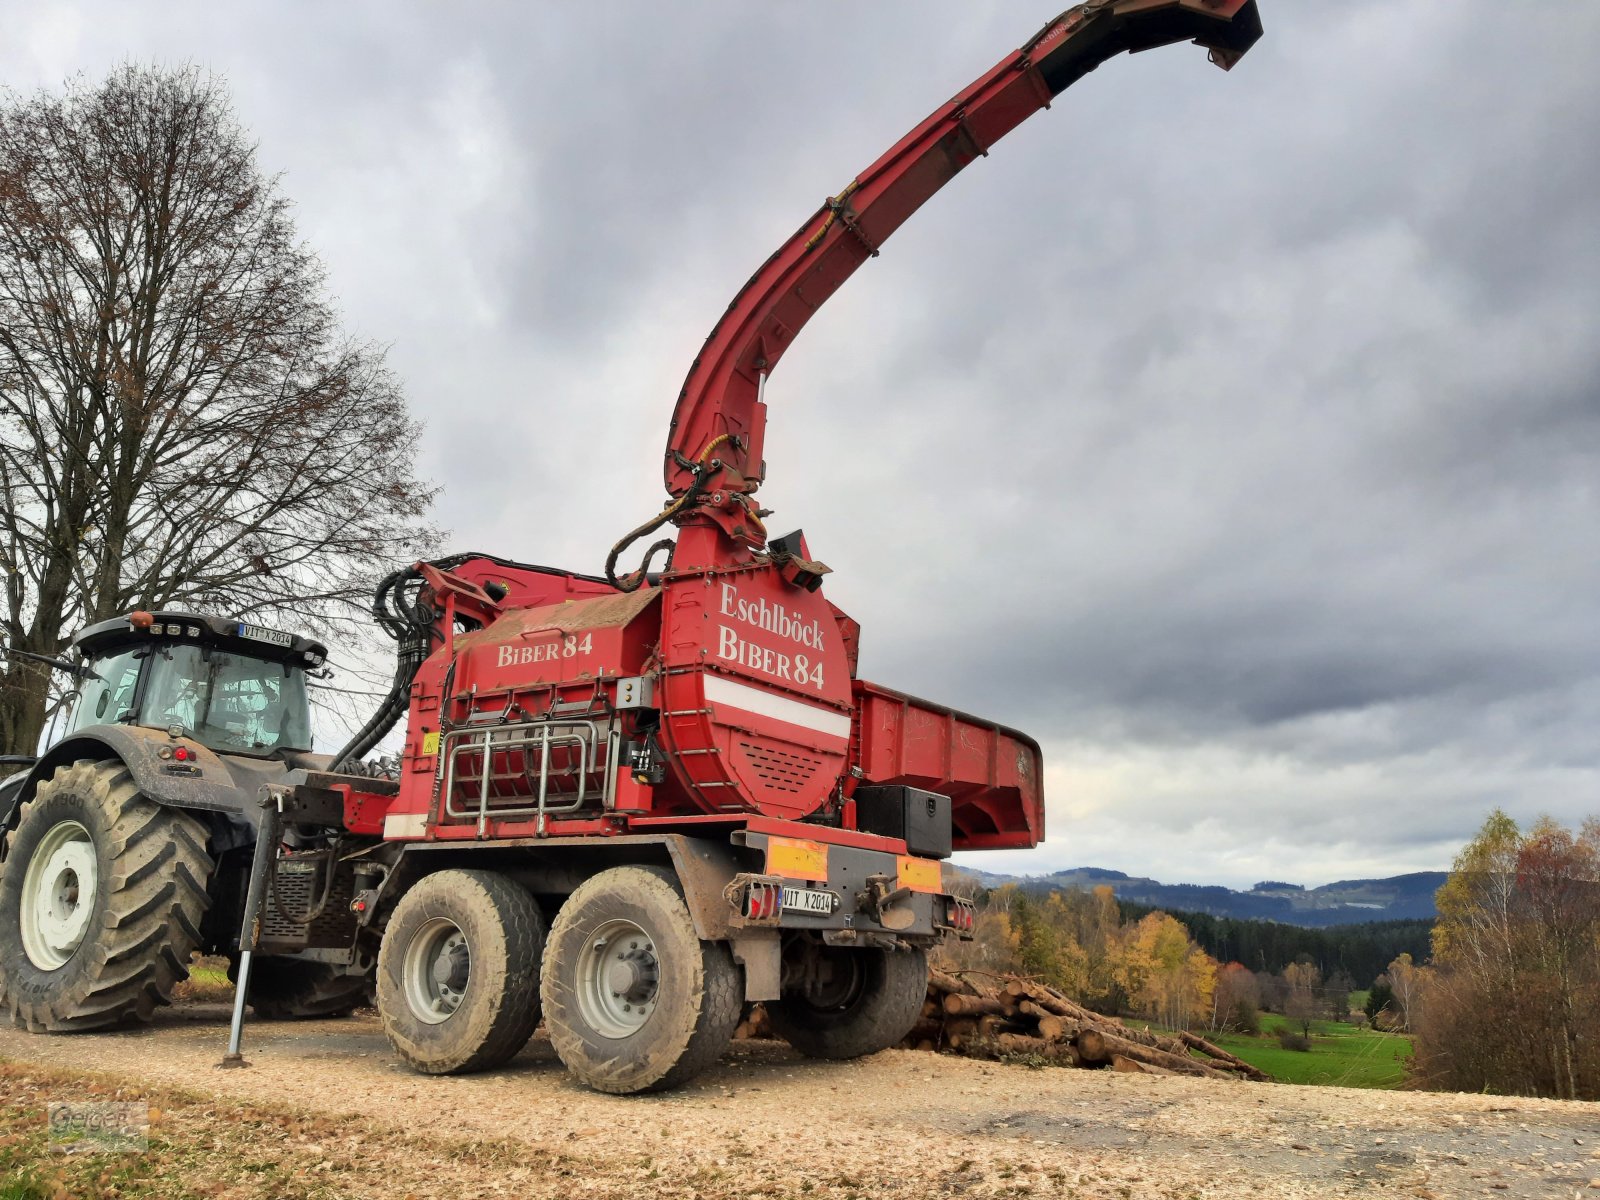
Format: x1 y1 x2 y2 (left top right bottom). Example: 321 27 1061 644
854 785 952 860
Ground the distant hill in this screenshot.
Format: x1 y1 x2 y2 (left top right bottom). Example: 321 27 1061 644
955 866 1447 927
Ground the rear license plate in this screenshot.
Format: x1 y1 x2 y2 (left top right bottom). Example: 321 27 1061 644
781 886 837 915
237 622 292 648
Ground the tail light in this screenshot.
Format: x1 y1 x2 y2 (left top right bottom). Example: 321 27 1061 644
745 881 782 922
943 897 976 935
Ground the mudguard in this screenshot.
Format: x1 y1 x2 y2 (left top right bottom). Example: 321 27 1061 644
0 726 328 860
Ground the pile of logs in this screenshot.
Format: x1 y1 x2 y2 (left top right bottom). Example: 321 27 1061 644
909 969 1271 1080
732 969 1271 1083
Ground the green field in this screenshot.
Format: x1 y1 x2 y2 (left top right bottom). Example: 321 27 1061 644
1147 1013 1413 1089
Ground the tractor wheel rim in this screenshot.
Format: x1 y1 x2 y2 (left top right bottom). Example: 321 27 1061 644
576 918 659 1039
20 819 98 971
402 916 470 1025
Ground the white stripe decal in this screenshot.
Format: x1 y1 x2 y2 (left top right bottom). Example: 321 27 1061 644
703 675 852 739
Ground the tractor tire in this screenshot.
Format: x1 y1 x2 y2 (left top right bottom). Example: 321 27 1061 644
0 760 212 1032
541 866 742 1095
376 869 545 1074
767 945 927 1060
230 956 372 1020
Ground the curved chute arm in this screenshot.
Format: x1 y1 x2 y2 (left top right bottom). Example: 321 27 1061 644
662 0 1261 525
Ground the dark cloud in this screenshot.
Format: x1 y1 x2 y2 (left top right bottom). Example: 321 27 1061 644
6 1 1596 887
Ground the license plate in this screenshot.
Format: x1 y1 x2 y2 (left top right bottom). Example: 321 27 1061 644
781 886 837 915
237 622 293 648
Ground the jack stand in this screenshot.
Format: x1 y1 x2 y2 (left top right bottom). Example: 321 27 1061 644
217 787 283 1069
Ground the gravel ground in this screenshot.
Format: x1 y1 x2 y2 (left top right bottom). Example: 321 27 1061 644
2 1004 1599 1199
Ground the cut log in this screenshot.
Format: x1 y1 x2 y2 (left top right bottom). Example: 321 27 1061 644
1076 1028 1228 1079
991 1033 1080 1063
929 967 977 997
943 993 1012 1018
955 972 1006 999
1178 1031 1273 1082
944 1018 978 1049
1005 979 1101 1023
1035 1013 1078 1043
904 1018 944 1043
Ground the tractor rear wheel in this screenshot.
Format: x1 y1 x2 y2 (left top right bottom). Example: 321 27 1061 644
376 869 545 1074
541 866 742 1094
0 760 212 1031
231 955 372 1020
767 944 927 1060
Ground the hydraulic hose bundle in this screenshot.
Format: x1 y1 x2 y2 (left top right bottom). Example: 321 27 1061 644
328 564 436 771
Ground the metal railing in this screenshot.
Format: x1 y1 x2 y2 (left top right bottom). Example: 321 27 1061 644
440 719 620 836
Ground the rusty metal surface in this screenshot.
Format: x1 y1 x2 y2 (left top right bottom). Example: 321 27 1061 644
452 586 660 653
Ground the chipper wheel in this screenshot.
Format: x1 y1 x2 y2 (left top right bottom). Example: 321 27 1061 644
229 955 373 1020
0 760 212 1032
376 869 545 1074
766 944 927 1060
541 866 742 1094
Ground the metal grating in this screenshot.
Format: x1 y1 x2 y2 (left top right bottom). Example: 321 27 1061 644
262 859 357 947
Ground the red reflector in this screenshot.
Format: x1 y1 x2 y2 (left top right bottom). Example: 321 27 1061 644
746 883 780 921
173 746 191 762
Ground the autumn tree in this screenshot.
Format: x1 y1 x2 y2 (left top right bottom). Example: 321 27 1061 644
0 64 437 757
1411 811 1600 1099
1382 953 1423 1033
1116 911 1217 1031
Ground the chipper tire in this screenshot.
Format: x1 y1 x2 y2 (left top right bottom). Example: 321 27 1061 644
0 760 212 1032
767 945 927 1060
542 866 741 1095
377 869 545 1074
230 956 373 1020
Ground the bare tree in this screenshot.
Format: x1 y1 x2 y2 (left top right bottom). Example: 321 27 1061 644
0 64 438 757
1282 960 1321 1038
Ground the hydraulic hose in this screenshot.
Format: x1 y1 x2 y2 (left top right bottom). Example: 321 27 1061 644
328 565 433 772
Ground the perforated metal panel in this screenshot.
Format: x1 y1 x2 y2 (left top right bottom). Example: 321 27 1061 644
738 741 821 795
261 859 357 949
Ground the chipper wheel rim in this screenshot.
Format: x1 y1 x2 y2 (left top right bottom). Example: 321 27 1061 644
402 916 471 1025
376 869 546 1075
575 917 659 1038
541 866 742 1095
19 819 98 971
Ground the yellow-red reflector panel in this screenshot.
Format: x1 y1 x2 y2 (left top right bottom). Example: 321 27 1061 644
896 856 942 894
767 837 828 881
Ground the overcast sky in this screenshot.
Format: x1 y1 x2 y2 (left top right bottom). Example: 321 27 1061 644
6 2 1596 890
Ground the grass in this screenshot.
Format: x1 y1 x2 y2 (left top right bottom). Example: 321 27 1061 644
1209 1013 1411 1089
1135 1012 1412 1088
171 954 233 1003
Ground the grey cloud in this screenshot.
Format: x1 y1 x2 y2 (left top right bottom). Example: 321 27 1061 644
4 1 1595 887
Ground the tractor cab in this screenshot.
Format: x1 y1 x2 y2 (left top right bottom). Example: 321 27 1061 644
67 612 325 757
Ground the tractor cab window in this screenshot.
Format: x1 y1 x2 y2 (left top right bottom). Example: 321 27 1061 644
142 643 313 754
69 647 144 733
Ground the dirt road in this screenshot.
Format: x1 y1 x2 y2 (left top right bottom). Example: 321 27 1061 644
2 1004 1597 1199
